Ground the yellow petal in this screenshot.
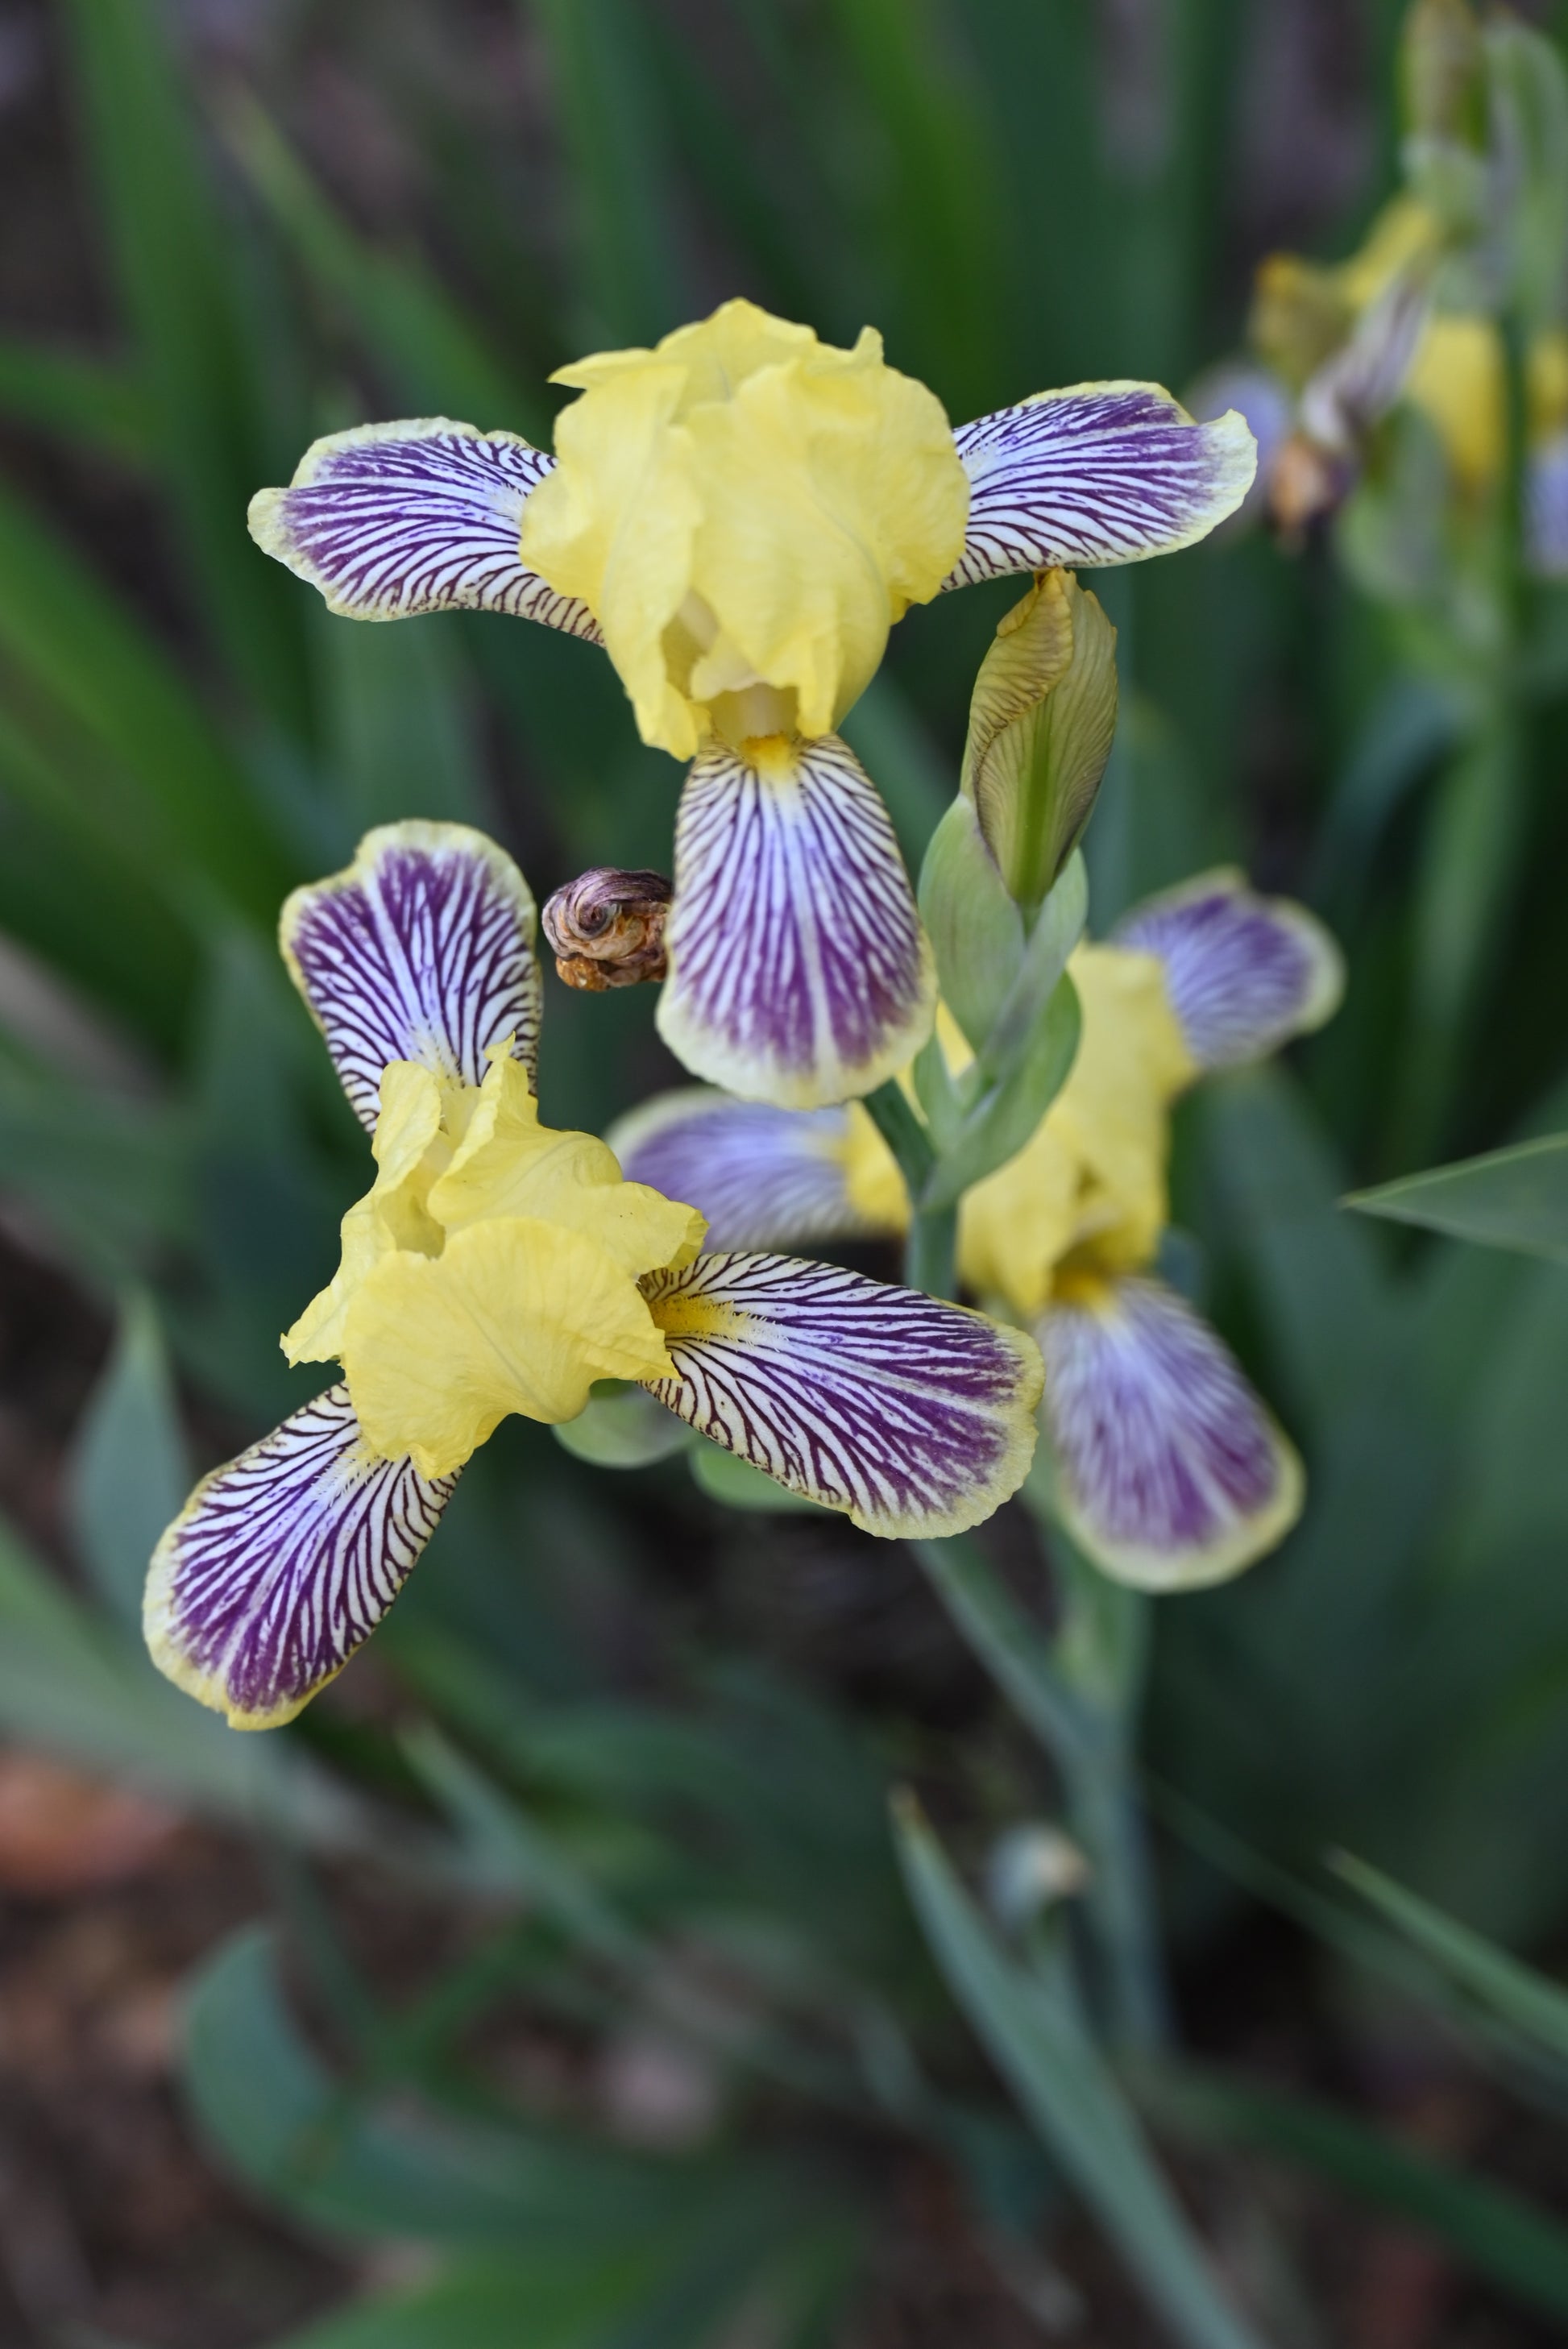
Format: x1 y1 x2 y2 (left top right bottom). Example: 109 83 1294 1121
956 947 1194 1318
428 1053 705 1272
282 1062 448 1364
523 301 969 756
342 1218 674 1478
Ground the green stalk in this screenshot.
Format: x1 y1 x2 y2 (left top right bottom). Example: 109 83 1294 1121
864 1077 958 1300
914 1525 1168 2055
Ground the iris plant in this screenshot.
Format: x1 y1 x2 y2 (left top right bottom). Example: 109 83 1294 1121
250 300 1254 1110
611 872 1342 1591
145 823 1043 1729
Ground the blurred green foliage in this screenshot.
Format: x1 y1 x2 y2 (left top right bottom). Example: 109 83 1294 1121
2 0 1568 2339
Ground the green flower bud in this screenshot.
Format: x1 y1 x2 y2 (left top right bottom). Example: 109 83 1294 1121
960 567 1118 917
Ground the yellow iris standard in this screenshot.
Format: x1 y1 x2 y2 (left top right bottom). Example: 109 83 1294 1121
519 299 972 759
284 1049 705 1480
841 947 1197 1318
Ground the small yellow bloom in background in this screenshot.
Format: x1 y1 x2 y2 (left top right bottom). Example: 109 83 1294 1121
519 298 972 759
286 1049 703 1478
840 949 1196 1319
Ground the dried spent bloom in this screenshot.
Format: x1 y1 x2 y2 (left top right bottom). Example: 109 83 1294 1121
249 299 1255 1110
145 824 1044 1729
612 873 1343 1592
543 867 673 990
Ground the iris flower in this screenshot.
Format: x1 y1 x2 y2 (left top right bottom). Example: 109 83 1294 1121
145 823 1043 1729
250 300 1255 1110
1197 196 1568 566
611 872 1342 1592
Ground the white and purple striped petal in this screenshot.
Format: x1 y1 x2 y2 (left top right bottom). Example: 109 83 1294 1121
657 735 935 1108
608 1089 864 1250
641 1252 1042 1537
247 421 603 639
282 821 542 1129
1040 1276 1301 1590
944 383 1257 589
144 1386 457 1729
1528 432 1568 580
1114 868 1342 1071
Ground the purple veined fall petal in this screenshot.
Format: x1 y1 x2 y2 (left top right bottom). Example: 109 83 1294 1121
640 1251 1042 1537
1528 431 1568 580
281 820 543 1131
1114 867 1343 1072
247 421 604 639
657 734 936 1110
1039 1276 1302 1591
1186 363 1295 529
144 1385 458 1729
942 381 1258 589
608 1088 865 1251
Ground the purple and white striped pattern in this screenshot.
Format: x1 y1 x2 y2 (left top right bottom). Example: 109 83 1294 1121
608 1089 863 1250
657 736 935 1108
1529 433 1568 580
1040 1276 1301 1589
282 822 542 1129
247 421 603 638
144 1386 457 1728
944 384 1257 587
641 1252 1042 1537
1115 869 1342 1072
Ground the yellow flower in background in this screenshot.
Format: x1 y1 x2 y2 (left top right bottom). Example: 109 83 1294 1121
612 871 1344 1591
1241 194 1568 501
839 951 1197 1318
285 1048 702 1479
519 300 971 760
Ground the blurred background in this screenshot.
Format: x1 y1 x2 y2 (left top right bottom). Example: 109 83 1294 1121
1 1 1567 2343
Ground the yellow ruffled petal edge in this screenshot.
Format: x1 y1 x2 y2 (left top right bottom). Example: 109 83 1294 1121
342 1216 676 1480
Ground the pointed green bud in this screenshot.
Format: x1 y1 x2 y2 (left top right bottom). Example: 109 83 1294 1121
1400 0 1483 147
960 568 1118 917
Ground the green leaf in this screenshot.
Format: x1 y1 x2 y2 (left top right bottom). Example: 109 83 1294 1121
318 607 488 836
184 1925 724 2246
268 2249 666 2349
1332 1852 1568 2065
0 1512 351 1836
825 0 1006 419
67 1290 189 1632
917 797 1024 1055
61 0 313 735
1346 1131 1568 1261
232 101 536 433
893 1797 1267 2349
520 0 687 347
1146 2062 1568 2324
0 337 150 465
0 475 293 920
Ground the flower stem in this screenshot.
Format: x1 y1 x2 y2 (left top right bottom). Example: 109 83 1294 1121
914 1517 1169 2056
864 1079 957 1300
